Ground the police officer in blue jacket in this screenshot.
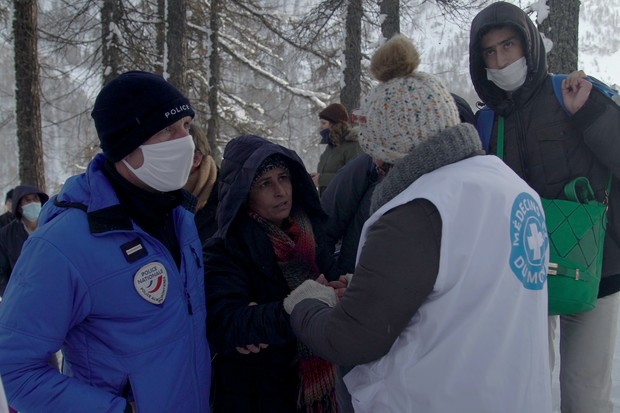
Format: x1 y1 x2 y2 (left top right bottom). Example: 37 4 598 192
0 71 211 413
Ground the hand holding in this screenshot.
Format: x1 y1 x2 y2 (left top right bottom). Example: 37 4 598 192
315 274 329 285
562 70 592 114
283 279 338 314
235 301 269 355
328 275 350 300
310 173 320 187
235 343 269 355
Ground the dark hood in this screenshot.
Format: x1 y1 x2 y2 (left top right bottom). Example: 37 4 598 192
11 184 49 218
469 1 548 115
215 135 324 238
451 93 475 125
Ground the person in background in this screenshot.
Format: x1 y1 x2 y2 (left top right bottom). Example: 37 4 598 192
185 123 219 244
0 189 14 228
203 135 340 412
0 71 211 413
0 185 49 297
320 154 379 278
310 103 363 195
469 3 620 412
284 34 552 413
0 185 51 413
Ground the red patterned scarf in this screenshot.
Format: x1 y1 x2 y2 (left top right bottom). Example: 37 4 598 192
249 208 339 412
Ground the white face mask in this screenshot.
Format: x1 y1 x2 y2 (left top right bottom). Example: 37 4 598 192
486 56 528 92
123 135 195 192
21 202 42 222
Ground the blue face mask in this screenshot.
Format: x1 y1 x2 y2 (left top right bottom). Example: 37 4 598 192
320 128 331 144
21 202 42 222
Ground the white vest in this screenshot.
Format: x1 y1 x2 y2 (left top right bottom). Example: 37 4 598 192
346 156 552 413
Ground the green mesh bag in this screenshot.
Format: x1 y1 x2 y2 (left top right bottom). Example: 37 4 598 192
543 177 608 315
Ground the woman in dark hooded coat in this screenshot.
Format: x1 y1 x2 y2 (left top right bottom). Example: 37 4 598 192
203 135 339 413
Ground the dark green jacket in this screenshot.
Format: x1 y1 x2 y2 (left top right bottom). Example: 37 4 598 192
317 127 363 194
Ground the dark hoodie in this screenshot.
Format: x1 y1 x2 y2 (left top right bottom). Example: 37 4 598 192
469 1 548 116
203 135 336 412
469 1 620 296
0 185 49 296
10 185 49 219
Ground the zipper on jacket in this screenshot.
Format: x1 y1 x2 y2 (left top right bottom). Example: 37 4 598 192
186 291 193 315
514 109 530 181
190 246 201 268
183 247 196 315
183 242 202 409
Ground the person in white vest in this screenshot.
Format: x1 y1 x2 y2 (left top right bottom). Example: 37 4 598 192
282 34 553 413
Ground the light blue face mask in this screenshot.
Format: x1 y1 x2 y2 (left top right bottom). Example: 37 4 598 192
21 202 42 222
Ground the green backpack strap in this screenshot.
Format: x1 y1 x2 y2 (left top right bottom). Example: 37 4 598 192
496 116 505 159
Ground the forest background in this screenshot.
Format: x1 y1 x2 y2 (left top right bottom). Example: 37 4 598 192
0 0 619 199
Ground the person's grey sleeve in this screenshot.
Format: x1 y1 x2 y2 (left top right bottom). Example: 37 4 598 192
290 198 441 367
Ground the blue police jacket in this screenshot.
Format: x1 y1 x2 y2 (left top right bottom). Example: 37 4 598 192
0 154 211 412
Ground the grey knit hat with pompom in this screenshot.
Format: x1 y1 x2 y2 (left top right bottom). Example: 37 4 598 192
359 34 460 163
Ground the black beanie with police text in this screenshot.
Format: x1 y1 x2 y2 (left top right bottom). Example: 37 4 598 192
91 71 195 162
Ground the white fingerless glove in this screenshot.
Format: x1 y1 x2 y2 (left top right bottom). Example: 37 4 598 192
283 280 338 314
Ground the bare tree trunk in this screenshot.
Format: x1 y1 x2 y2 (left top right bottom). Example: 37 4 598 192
538 0 580 73
340 0 362 112
155 0 165 76
13 0 45 190
380 0 400 40
207 0 222 163
101 0 123 85
167 0 188 93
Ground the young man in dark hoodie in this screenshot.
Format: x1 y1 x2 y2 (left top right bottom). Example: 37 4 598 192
469 3 620 412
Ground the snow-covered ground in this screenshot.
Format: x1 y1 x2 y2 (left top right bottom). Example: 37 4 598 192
551 312 620 412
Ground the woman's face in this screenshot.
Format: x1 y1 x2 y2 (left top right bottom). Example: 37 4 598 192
249 166 293 226
319 119 332 131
